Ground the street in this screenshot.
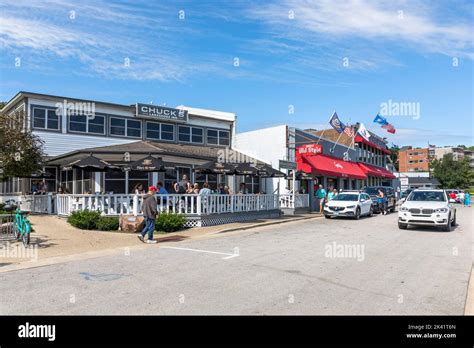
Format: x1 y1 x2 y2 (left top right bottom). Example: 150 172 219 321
0 207 472 315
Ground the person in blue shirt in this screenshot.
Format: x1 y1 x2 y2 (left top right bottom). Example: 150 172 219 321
156 181 168 206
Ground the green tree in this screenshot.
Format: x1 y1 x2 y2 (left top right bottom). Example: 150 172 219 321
0 107 45 179
388 144 400 171
431 153 473 189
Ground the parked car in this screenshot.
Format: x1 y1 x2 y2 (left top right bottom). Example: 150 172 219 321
398 189 456 231
324 191 373 220
363 186 396 213
445 189 462 203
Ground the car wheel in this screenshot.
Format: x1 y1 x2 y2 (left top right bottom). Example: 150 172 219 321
369 206 373 217
398 222 408 229
451 213 456 227
355 207 361 220
442 214 452 232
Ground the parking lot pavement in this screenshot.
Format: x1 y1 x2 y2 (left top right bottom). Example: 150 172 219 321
0 206 471 315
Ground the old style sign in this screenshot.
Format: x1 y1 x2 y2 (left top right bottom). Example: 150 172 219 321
297 144 323 156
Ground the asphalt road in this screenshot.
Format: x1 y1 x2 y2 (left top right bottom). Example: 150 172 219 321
1 206 472 315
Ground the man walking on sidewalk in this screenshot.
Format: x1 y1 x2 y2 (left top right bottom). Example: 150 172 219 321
138 186 158 244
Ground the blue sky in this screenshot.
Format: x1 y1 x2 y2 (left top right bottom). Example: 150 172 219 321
0 0 473 147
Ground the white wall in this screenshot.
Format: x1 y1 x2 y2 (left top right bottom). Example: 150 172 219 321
234 125 288 193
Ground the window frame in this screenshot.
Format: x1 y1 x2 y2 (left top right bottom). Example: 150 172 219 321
68 113 106 135
178 125 204 144
32 106 61 131
109 117 142 139
206 128 230 146
145 121 175 142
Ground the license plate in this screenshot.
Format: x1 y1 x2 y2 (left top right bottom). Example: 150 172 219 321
333 211 339 216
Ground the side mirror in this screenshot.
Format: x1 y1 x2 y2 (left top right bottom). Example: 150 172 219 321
360 198 366 202
400 198 406 203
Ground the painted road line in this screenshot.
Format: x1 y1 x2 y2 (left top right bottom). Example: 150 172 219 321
160 246 239 260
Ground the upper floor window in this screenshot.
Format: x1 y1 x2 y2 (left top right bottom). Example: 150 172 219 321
110 117 142 138
32 107 59 130
207 129 230 146
178 126 203 143
146 122 175 141
69 114 105 135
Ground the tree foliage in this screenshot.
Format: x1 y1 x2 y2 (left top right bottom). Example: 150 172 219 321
431 153 473 189
0 107 45 179
388 144 400 171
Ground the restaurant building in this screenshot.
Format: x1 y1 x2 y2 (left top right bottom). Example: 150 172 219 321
235 124 396 211
0 91 262 196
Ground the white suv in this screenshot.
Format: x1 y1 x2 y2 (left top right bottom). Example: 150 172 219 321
398 189 456 231
324 191 373 220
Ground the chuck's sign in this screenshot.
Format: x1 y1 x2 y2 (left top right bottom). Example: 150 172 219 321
298 144 322 156
136 103 188 122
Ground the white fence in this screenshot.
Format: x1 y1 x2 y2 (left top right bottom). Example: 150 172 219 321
56 193 284 217
3 193 309 216
279 194 310 209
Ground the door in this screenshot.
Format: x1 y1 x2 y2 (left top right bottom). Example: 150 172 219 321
361 193 371 214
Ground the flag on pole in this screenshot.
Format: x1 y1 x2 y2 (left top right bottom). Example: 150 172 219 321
373 114 388 125
382 123 396 134
343 125 354 137
357 123 371 141
329 112 346 133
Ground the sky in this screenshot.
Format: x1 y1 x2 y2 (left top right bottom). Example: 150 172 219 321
0 0 473 147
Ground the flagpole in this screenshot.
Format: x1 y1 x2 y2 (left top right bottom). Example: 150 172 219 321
316 110 335 145
330 129 344 153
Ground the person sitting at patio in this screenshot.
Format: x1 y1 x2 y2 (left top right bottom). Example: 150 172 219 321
192 183 200 194
132 183 145 195
238 183 248 194
224 186 232 194
57 185 66 194
155 181 168 207
218 183 226 194
138 186 158 244
200 182 211 196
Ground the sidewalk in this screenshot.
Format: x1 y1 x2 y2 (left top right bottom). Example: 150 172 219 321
465 265 474 315
0 213 322 272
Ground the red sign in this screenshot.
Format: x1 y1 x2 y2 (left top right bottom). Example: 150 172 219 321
298 144 323 156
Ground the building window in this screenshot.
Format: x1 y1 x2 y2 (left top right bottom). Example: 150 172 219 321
32 107 60 130
128 171 150 194
104 171 126 193
69 114 105 134
60 169 73 193
178 126 203 144
146 122 175 141
206 129 230 146
110 117 142 138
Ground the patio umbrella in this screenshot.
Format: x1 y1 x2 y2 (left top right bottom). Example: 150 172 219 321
62 154 120 172
195 161 236 175
254 163 287 178
233 162 260 175
124 154 166 172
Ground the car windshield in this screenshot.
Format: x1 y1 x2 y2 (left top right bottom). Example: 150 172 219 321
364 188 380 195
332 194 359 201
407 191 446 202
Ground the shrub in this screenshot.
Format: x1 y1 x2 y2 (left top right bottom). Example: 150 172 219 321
155 212 186 233
96 216 120 231
67 209 101 230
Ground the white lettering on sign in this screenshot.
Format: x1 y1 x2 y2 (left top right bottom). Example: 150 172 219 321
298 144 323 156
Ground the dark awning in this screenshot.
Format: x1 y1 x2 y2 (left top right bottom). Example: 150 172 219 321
124 155 166 172
63 154 120 172
195 161 237 174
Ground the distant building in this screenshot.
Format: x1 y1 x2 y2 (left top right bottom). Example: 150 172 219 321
433 146 466 161
398 146 430 173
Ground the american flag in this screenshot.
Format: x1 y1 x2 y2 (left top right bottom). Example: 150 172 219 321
343 125 354 137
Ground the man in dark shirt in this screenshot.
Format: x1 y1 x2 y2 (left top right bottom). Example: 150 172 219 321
138 186 158 244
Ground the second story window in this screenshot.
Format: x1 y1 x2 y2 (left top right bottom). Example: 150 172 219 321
178 126 203 144
69 114 105 134
110 117 142 138
32 107 59 131
207 129 230 146
146 122 175 141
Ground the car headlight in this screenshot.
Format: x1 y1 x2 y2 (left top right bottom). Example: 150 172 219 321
434 207 448 213
400 206 408 211
346 205 355 209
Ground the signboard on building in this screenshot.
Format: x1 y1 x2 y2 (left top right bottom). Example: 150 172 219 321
136 103 188 122
298 144 323 156
279 160 297 170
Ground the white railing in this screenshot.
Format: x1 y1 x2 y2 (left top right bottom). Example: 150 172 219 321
2 194 54 214
56 193 282 217
279 194 310 209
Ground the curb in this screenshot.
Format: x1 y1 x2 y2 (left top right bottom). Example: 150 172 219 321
215 214 323 234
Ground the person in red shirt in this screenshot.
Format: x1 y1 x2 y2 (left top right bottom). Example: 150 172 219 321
449 191 457 200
